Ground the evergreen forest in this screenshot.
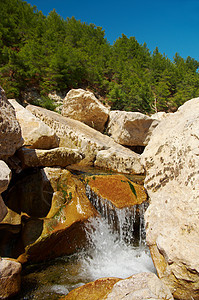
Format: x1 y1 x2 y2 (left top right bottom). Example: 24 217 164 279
1 0 199 113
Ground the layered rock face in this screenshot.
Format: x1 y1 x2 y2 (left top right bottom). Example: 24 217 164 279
0 87 23 160
141 97 199 299
27 105 144 174
62 89 109 132
107 111 159 146
9 99 59 149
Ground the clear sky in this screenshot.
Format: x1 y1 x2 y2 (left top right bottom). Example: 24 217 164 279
26 0 199 61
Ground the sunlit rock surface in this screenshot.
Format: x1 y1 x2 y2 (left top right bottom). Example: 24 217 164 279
0 87 23 160
26 105 144 174
107 110 159 146
17 147 84 168
141 97 199 300
9 99 59 149
62 89 109 132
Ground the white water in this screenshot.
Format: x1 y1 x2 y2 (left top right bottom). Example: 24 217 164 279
77 217 156 282
18 182 156 299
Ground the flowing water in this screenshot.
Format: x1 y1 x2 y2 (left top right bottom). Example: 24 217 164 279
14 171 156 300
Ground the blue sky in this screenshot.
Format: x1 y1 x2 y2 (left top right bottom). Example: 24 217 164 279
26 0 199 61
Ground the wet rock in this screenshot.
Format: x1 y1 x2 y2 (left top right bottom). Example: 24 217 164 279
141 97 199 300
107 110 159 146
0 87 23 160
0 257 22 299
26 105 144 174
62 277 120 300
9 99 59 149
85 174 147 209
19 168 98 262
85 174 148 244
17 147 84 168
62 89 109 132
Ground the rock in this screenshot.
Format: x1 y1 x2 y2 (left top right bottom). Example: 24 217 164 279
85 174 147 209
150 111 170 121
105 272 174 300
61 89 109 132
48 91 65 113
107 110 159 146
0 196 8 223
0 161 12 222
62 277 121 300
94 147 144 174
17 147 84 168
8 99 59 149
26 105 144 174
27 105 144 174
62 273 173 300
0 87 23 160
7 167 98 263
141 97 199 299
0 160 12 194
0 258 22 299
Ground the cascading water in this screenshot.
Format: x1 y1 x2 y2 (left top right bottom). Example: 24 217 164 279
79 184 155 282
16 176 155 299
85 184 148 246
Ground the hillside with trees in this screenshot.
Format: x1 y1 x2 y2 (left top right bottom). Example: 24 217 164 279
1 0 199 113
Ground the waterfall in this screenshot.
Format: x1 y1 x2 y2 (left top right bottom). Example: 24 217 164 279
85 184 148 246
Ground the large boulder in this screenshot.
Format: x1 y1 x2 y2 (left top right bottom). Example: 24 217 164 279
141 97 199 299
17 147 84 168
26 105 144 174
0 258 22 299
61 89 109 132
63 273 173 300
0 87 23 160
107 110 159 146
9 99 59 149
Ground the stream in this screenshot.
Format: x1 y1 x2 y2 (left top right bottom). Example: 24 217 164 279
13 168 156 300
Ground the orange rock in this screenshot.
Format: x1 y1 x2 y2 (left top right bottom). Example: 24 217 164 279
85 174 147 208
61 277 121 300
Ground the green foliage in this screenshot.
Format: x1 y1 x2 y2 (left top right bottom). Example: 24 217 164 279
0 0 199 112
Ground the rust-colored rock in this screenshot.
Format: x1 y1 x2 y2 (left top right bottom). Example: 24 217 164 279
61 277 120 300
85 174 147 208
